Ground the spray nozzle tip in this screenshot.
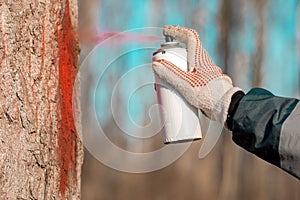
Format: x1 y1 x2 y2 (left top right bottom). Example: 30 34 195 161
165 36 174 42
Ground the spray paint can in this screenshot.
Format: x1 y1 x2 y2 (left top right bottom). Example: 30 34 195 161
152 38 202 143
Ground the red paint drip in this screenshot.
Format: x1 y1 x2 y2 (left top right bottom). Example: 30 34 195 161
57 0 78 197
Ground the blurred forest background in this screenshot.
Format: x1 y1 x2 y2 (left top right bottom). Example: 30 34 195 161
78 0 300 200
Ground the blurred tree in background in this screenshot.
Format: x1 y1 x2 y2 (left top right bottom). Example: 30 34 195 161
79 0 300 199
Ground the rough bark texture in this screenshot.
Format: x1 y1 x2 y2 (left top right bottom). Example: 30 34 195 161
0 0 83 199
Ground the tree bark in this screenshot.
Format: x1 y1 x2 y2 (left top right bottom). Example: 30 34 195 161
0 0 83 199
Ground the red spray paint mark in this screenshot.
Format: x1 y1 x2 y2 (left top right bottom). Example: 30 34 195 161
56 0 78 197
79 29 163 46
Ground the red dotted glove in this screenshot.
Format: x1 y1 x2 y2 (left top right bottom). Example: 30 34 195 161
152 26 242 124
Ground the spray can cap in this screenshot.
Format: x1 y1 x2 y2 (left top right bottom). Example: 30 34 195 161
152 36 182 56
160 36 181 49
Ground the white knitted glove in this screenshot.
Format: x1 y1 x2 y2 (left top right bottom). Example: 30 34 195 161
152 26 242 124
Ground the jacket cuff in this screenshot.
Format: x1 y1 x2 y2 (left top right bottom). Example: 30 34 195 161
226 90 245 130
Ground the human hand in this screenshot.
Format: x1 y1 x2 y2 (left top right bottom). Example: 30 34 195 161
152 26 242 124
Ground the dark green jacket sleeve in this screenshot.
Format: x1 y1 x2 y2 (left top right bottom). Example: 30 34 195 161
228 88 300 179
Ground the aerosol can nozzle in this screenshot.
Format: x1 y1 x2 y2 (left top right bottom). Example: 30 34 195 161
165 36 174 42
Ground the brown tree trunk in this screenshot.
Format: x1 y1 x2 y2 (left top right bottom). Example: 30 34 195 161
0 0 83 199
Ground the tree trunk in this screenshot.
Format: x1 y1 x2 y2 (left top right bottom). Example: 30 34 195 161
0 0 83 199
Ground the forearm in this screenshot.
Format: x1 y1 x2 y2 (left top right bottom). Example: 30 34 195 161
227 88 300 179
152 26 300 179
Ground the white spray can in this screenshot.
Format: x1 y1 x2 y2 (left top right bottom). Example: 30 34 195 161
152 38 202 143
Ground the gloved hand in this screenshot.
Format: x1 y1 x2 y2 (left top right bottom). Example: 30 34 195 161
152 26 242 124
